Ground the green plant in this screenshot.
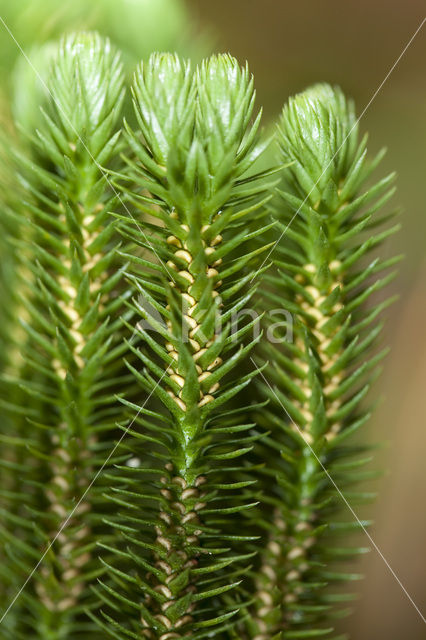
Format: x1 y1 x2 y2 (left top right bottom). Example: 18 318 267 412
1 32 130 638
0 31 398 640
90 51 275 639
248 84 399 639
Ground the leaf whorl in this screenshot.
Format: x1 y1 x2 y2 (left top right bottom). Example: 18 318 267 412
0 32 130 638
248 83 399 639
93 53 273 639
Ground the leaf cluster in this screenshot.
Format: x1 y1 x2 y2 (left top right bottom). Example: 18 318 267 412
248 83 399 639
0 36 399 640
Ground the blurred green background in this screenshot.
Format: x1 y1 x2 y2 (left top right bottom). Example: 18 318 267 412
0 1 425 637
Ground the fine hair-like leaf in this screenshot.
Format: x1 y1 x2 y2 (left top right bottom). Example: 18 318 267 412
91 52 275 639
247 83 399 640
0 32 131 638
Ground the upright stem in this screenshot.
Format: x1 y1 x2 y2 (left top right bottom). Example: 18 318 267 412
3 33 126 637
250 83 397 638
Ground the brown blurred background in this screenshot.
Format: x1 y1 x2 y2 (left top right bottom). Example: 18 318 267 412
1 1 425 637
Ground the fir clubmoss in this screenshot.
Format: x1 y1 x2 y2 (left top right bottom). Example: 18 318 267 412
91 53 275 639
0 33 130 638
249 84 399 639
0 34 400 640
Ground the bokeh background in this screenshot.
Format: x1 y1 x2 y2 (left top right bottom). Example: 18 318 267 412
0 1 424 638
